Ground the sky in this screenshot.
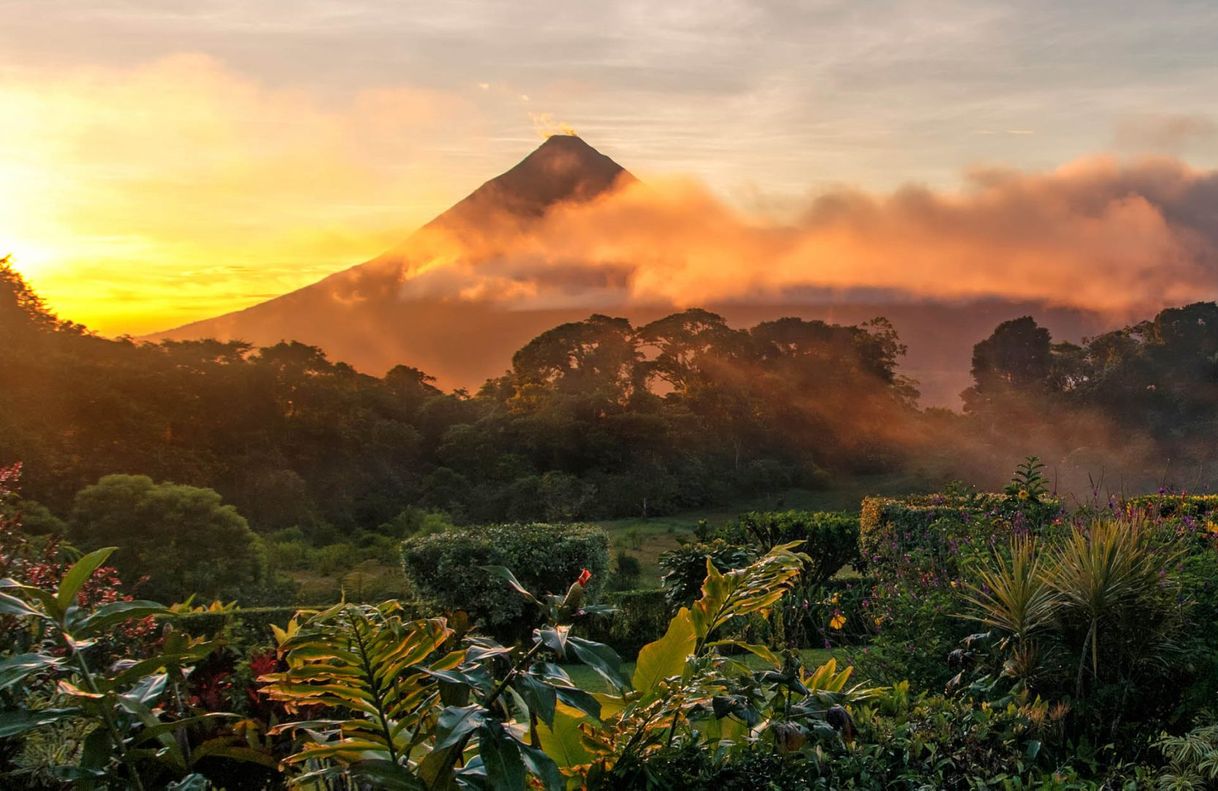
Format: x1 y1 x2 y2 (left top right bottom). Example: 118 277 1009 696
3 1 1218 334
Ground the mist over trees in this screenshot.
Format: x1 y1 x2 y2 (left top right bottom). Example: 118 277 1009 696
5 257 1218 539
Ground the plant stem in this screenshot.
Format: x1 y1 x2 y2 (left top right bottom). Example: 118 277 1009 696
72 649 146 791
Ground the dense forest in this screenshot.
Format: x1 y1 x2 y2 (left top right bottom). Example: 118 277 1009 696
5 256 1218 545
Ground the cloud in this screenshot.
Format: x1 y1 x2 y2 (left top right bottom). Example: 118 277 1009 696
1114 114 1218 153
0 54 483 333
393 155 1218 316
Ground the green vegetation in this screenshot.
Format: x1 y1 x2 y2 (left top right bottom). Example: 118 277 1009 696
4 457 1218 788
10 261 1218 786
401 522 610 641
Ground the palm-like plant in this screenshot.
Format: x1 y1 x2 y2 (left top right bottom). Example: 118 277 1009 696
960 536 1057 644
1046 518 1181 695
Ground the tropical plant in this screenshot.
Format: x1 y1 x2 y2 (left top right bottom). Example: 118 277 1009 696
658 539 756 608
1046 518 1182 697
262 564 619 789
1152 725 1218 789
1005 456 1049 502
0 547 254 789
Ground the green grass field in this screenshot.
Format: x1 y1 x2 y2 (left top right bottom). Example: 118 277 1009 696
593 474 929 587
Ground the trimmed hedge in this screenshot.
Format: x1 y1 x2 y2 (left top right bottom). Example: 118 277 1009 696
401 522 609 641
735 510 860 584
582 588 670 657
1125 494 1218 519
859 493 1062 572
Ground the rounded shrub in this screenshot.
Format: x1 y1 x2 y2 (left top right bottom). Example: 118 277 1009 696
400 522 609 641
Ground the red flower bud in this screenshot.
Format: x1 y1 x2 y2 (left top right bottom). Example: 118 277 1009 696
576 568 592 587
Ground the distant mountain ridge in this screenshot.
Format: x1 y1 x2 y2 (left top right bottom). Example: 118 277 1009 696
154 135 1110 407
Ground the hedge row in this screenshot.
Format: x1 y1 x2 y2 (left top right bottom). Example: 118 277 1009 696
859 493 1062 571
400 522 609 642
581 588 670 656
1125 494 1218 519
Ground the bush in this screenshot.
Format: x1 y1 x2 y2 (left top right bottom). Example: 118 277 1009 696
69 474 269 603
659 539 756 608
734 510 860 584
612 550 642 590
582 588 670 656
859 492 1061 573
400 522 609 640
856 490 1061 690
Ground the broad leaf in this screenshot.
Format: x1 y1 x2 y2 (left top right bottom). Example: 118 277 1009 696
0 707 81 737
633 608 695 695
481 565 541 606
56 547 117 614
478 721 526 791
434 704 487 749
536 709 591 768
567 636 628 692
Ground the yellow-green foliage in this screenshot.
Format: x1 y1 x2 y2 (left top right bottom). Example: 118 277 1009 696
859 493 1061 571
1125 493 1218 519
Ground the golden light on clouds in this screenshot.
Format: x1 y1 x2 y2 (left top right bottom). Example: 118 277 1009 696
0 54 482 334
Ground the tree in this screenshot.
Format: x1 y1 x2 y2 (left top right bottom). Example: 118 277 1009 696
69 474 267 602
962 316 1052 411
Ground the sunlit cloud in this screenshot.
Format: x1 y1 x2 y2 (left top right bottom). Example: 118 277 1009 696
0 54 484 334
391 156 1218 317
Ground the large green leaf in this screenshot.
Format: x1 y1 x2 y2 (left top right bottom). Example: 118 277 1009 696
56 547 117 614
478 721 526 791
517 740 564 791
567 637 628 692
481 565 541 606
632 608 695 695
0 591 44 619
514 673 557 726
0 707 81 737
74 600 169 637
536 709 591 768
0 653 65 692
434 704 487 749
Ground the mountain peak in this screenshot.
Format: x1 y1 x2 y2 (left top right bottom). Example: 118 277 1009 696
429 134 632 229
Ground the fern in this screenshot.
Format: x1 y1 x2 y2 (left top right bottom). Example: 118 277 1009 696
260 602 458 787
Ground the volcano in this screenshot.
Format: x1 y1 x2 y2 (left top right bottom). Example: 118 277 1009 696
154 135 1106 406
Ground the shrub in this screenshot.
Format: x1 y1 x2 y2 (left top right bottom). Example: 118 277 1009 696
735 510 861 584
69 474 269 603
612 550 642 590
659 539 756 608
582 588 670 656
859 492 1062 573
401 522 609 640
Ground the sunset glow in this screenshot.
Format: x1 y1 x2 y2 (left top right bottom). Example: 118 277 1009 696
4 2 1218 334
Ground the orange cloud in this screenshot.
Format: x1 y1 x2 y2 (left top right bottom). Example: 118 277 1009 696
393 156 1218 317
0 54 481 334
